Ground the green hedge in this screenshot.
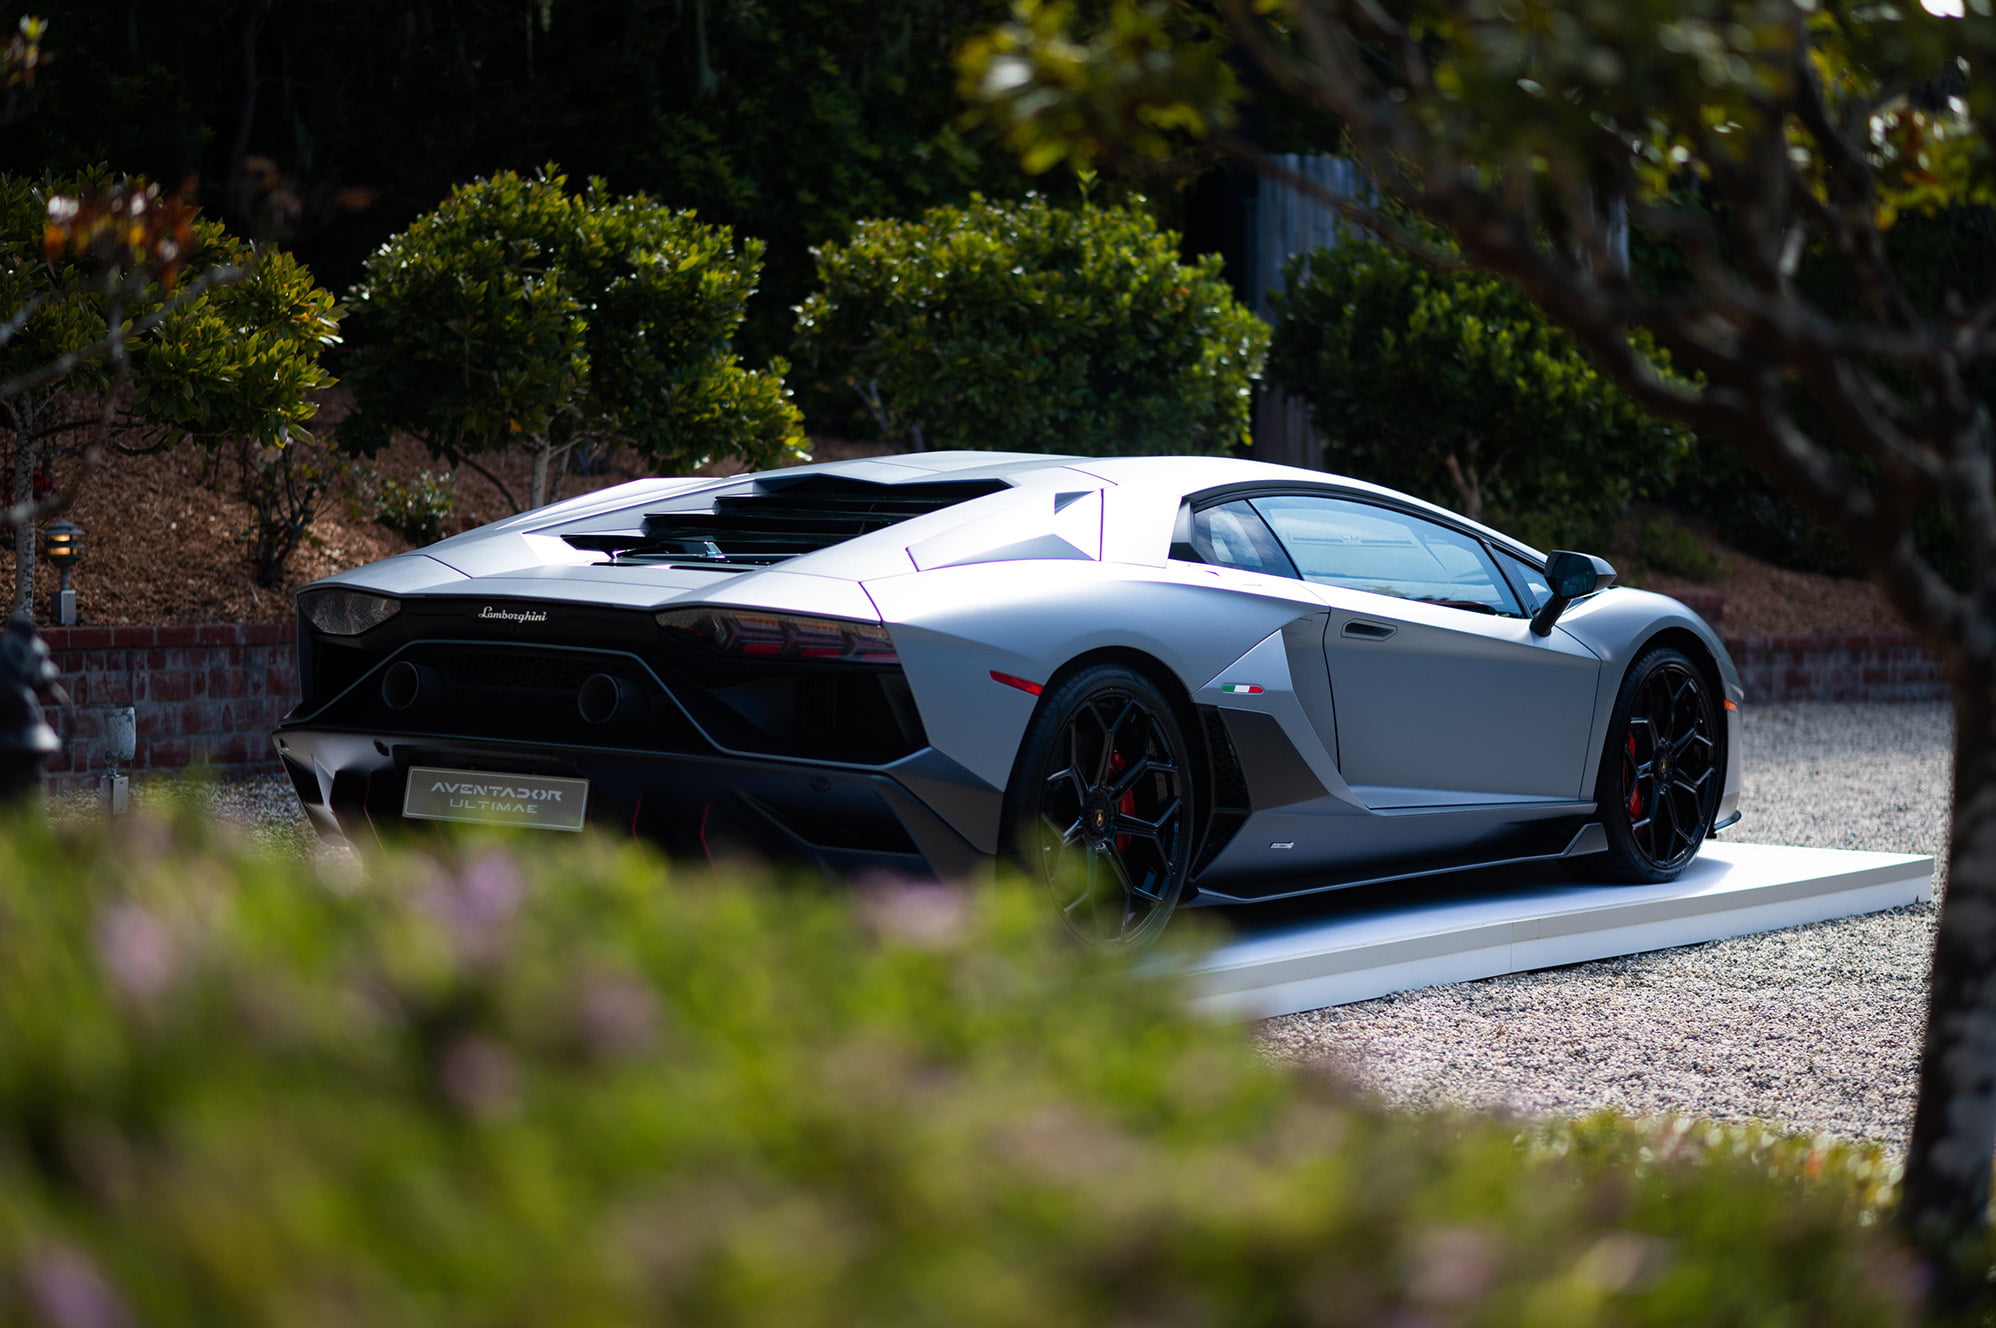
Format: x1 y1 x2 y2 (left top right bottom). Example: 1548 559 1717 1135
795 195 1266 456
0 806 1935 1325
339 167 803 510
1268 240 1690 552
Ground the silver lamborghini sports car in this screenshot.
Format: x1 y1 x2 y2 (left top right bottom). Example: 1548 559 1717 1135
275 452 1742 946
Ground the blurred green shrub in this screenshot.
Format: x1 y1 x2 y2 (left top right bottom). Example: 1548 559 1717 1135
363 469 458 548
1636 514 1721 584
795 195 1267 455
0 809 1934 1326
1268 240 1691 552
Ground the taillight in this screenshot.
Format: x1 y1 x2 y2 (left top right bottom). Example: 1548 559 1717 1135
655 608 899 664
298 587 401 636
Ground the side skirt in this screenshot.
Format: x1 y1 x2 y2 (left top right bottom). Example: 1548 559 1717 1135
1188 821 1606 907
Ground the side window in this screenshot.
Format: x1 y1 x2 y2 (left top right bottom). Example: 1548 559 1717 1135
1187 501 1299 577
1249 494 1524 616
1494 549 1553 614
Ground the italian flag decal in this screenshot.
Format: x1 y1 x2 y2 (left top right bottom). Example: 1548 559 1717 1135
1221 683 1264 695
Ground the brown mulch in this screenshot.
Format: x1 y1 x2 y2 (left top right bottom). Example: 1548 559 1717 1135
1632 544 1904 638
7 390 1910 639
16 387 666 626
1619 508 1906 638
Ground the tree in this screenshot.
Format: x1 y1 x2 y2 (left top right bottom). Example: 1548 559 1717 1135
1268 238 1691 548
339 168 803 513
0 170 339 614
0 0 1036 364
795 194 1266 455
964 0 1996 1298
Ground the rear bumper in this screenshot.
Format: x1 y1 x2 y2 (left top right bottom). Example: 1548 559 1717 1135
272 724 993 881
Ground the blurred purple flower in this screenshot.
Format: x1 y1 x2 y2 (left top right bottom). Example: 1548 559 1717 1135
1407 1225 1500 1308
852 877 972 948
94 902 178 1001
439 1034 520 1118
576 972 660 1060
24 1244 135 1328
420 850 525 967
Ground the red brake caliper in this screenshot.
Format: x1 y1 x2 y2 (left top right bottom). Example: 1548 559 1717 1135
1108 752 1136 853
1624 732 1643 819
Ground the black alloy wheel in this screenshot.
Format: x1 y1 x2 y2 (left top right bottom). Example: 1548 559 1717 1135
1589 645 1721 883
1001 663 1197 949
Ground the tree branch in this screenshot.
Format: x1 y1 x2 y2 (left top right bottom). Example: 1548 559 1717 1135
0 290 47 350
456 451 522 514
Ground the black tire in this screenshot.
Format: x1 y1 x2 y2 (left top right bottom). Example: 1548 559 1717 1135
1582 645 1722 884
1000 663 1198 949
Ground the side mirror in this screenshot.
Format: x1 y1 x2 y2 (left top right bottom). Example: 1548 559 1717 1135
1530 551 1617 637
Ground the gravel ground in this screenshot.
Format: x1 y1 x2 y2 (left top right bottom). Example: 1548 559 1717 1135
1260 701 1953 1152
48 773 321 860
50 701 1954 1151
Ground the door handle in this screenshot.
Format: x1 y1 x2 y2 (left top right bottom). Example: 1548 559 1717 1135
1342 619 1397 641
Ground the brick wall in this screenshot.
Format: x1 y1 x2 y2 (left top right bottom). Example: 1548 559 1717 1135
37 622 298 784
1723 632 1946 704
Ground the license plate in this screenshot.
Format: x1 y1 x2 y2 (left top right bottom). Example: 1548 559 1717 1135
402 766 590 832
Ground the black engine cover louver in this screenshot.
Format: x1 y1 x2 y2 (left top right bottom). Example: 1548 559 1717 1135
574 476 1009 566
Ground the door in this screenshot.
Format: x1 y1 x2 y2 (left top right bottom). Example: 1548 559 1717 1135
1247 494 1602 808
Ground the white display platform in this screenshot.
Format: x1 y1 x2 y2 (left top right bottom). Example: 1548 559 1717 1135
1185 841 1935 1020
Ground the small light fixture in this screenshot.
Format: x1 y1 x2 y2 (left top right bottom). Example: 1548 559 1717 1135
42 519 82 626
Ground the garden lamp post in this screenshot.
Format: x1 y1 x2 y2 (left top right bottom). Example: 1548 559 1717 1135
43 519 82 626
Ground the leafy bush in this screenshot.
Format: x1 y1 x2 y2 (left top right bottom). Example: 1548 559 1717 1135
795 195 1267 455
231 432 348 587
363 469 458 547
1635 514 1722 584
1661 438 1859 578
0 172 342 607
0 807 1941 1325
340 167 805 512
1268 240 1691 552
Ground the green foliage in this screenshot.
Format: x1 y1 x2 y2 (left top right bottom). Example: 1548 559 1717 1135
1634 514 1721 584
364 468 458 548
0 169 340 601
0 170 171 397
0 169 340 448
1661 437 1859 578
128 239 342 449
958 2 1240 175
0 0 1036 362
340 167 803 511
1268 240 1692 551
232 432 348 588
796 195 1266 455
612 0 1027 359
0 808 1942 1325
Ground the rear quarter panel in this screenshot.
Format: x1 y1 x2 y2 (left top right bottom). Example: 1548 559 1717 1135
862 561 1332 792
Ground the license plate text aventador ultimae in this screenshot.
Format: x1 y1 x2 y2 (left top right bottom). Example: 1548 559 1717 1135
402 767 590 831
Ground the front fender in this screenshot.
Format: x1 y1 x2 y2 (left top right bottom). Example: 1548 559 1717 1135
1556 587 1745 821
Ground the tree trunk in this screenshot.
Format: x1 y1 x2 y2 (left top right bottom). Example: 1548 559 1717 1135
1901 662 1996 1307
10 397 38 621
1441 452 1482 524
530 435 553 511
